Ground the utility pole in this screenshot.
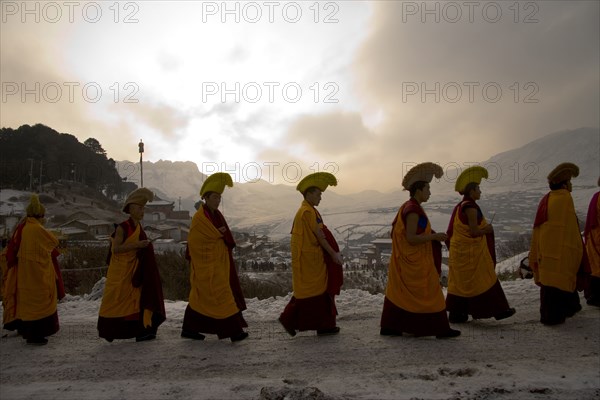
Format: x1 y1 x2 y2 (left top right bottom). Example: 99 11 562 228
138 139 144 188
29 159 34 191
39 160 43 192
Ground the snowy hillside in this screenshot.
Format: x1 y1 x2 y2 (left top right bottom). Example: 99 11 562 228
483 127 599 190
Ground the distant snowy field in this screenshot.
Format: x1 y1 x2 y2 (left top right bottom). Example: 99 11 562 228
1 277 599 400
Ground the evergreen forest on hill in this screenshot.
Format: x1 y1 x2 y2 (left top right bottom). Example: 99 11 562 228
0 124 136 198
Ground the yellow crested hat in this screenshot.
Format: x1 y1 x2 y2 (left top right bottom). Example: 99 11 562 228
123 187 154 212
200 172 233 197
402 162 444 190
296 172 337 194
26 194 46 217
455 166 489 194
547 162 579 184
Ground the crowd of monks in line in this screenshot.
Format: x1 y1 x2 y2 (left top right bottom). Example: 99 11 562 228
1 162 599 345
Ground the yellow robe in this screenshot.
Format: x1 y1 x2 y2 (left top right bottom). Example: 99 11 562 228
99 224 142 318
530 189 583 292
586 193 600 278
291 200 328 299
448 208 497 297
386 202 446 313
16 218 59 321
188 209 239 319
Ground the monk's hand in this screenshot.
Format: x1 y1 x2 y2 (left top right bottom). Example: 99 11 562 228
432 233 448 242
482 224 494 234
138 240 150 248
333 252 344 265
218 227 227 234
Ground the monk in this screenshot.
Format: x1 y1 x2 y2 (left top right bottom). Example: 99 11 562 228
380 162 460 339
4 195 62 345
98 188 166 342
181 173 248 342
279 172 343 337
529 163 585 325
583 177 600 307
445 166 515 322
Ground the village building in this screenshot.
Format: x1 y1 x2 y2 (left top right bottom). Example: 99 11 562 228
58 219 113 240
144 224 188 242
143 199 190 222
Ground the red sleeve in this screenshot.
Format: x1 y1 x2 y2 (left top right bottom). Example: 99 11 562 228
533 193 550 228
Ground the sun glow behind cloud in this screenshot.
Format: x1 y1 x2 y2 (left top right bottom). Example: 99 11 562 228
51 2 372 169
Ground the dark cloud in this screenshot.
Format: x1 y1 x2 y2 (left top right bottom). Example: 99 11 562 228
352 1 599 167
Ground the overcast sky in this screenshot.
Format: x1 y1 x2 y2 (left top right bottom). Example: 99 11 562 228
1 1 598 193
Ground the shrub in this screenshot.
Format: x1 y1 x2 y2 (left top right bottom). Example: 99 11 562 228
57 246 391 300
59 244 109 295
497 268 521 282
238 272 291 299
497 233 532 260
155 250 190 301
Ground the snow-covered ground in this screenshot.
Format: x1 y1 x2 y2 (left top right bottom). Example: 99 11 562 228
1 279 599 400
